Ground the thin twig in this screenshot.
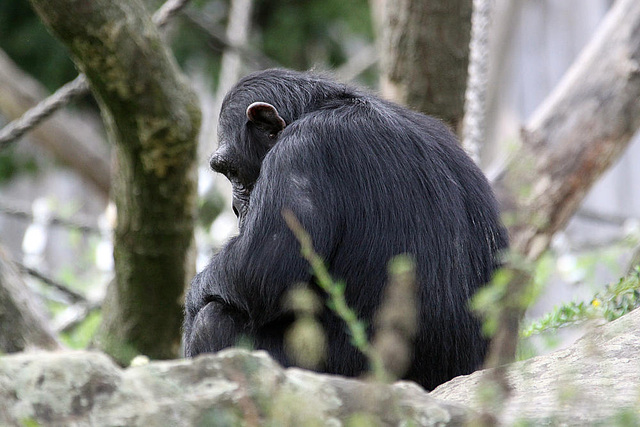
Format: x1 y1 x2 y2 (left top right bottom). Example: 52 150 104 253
17 262 89 305
153 0 191 28
0 200 100 234
182 9 279 69
55 302 102 333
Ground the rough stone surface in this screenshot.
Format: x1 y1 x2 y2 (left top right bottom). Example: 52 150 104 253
2 308 639 426
0 349 468 426
432 307 640 425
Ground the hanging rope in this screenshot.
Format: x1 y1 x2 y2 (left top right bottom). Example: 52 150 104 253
0 75 88 149
462 0 493 164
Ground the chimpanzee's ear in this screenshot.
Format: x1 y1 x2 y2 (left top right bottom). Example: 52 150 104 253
246 102 286 136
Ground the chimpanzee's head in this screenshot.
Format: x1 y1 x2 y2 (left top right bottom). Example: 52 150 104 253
209 69 348 228
210 100 286 227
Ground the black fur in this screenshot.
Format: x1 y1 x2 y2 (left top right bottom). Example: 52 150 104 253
183 69 508 390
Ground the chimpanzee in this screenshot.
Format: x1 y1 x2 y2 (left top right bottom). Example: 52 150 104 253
183 68 508 391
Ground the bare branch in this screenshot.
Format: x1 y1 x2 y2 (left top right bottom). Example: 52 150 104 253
334 45 378 82
55 302 101 333
498 0 640 260
182 9 279 69
0 245 62 352
0 50 110 196
216 0 255 99
153 0 191 28
0 75 89 148
0 199 99 234
575 208 636 227
16 262 89 305
200 0 255 159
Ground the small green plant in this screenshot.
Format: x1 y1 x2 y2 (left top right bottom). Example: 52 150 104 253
471 251 551 337
522 267 640 337
282 209 389 383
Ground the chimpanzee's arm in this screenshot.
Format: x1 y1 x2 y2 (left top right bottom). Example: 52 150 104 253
184 135 338 348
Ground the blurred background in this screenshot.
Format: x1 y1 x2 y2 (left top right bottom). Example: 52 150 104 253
0 0 638 354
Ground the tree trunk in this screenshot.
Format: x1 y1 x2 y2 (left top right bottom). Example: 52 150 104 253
374 0 473 130
29 0 201 363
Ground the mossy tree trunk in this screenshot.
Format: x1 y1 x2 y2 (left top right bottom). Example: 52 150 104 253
29 0 201 363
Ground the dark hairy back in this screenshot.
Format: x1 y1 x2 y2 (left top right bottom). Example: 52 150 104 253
185 69 508 390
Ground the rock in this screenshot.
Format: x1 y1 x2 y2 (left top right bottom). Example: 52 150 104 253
0 349 469 426
2 308 639 426
432 307 640 425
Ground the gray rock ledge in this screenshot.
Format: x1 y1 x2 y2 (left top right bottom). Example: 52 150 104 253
0 348 467 426
2 307 639 426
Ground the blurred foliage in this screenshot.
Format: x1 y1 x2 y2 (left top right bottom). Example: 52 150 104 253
473 242 640 362
0 0 77 91
171 0 373 86
60 310 102 349
283 209 389 383
253 0 372 70
284 284 327 370
471 251 551 337
0 147 38 183
18 418 39 427
522 266 640 337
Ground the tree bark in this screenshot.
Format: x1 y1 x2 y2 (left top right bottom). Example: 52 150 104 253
0 49 110 197
498 0 640 259
0 245 61 353
374 0 472 130
488 0 640 367
29 0 201 363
